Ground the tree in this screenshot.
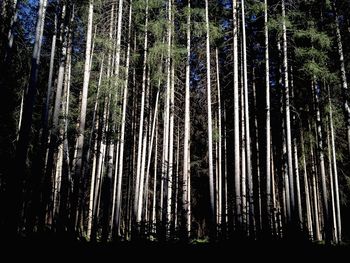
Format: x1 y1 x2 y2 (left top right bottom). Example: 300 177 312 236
9 0 48 235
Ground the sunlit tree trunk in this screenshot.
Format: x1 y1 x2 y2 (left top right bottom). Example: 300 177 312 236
205 0 216 238
182 0 191 239
282 0 295 219
331 0 350 155
241 0 254 234
327 124 338 243
264 0 272 232
215 48 222 230
113 0 132 238
328 85 341 243
291 71 302 230
72 0 94 233
135 0 149 227
312 80 330 242
300 129 313 239
252 68 262 233
309 122 321 241
232 0 240 229
11 0 47 234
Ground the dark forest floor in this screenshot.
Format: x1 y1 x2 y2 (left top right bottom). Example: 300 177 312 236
2 234 350 261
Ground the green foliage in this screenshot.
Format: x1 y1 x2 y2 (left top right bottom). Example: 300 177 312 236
148 42 168 66
294 29 331 50
246 0 264 16
212 126 220 143
190 238 210 244
149 19 167 40
268 15 292 37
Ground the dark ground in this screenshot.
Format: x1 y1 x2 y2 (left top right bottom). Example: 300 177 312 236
1 234 349 261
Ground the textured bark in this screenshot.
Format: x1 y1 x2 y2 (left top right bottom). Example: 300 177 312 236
73 0 94 211
215 48 222 229
264 0 272 231
312 80 330 242
331 0 350 155
113 0 132 238
328 85 341 243
182 0 191 239
241 0 254 234
135 0 149 224
301 130 313 239
205 0 216 237
282 0 295 218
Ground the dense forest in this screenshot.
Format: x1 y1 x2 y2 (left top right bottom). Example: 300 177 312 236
1 0 350 246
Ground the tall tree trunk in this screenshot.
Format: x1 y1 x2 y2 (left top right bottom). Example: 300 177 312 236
241 0 254 235
205 0 216 238
72 0 94 231
331 0 350 155
264 0 272 232
327 124 338 243
166 40 175 237
309 122 321 241
300 129 313 239
312 80 330 242
3 0 19 60
135 0 148 227
215 48 222 230
291 70 302 230
328 85 341 243
182 0 191 239
282 0 295 220
87 57 104 239
10 0 47 234
113 0 132 239
232 0 241 229
252 68 262 233
241 66 247 232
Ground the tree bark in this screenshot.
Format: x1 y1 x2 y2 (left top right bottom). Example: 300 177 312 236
282 0 295 219
328 85 341 243
232 0 241 229
331 0 350 155
205 0 216 238
182 0 191 239
11 0 47 234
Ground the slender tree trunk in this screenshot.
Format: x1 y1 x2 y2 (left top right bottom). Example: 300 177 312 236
232 0 240 229
327 124 338 243
241 0 254 235
313 80 330 242
113 0 132 239
282 0 295 220
3 0 19 60
151 122 158 234
252 68 262 233
135 0 149 229
182 0 191 239
309 123 321 241
331 0 350 155
264 0 272 232
241 70 247 232
300 129 313 239
44 6 70 215
87 57 104 239
291 71 302 230
72 0 94 231
215 48 222 230
328 85 341 243
205 0 216 238
166 41 175 237
11 0 47 234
